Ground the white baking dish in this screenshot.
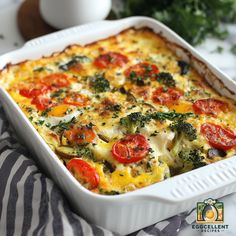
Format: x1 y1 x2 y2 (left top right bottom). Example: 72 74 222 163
1 17 236 235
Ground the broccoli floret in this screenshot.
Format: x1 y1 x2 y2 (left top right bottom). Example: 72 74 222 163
170 120 197 141
179 149 206 169
169 120 197 165
120 112 148 134
89 73 110 93
157 72 176 87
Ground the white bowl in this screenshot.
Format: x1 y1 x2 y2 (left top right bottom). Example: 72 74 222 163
39 0 112 29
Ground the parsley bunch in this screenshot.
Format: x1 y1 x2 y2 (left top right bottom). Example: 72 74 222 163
122 0 236 45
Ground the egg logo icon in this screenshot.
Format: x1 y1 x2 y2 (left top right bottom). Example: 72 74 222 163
202 204 217 222
196 198 224 224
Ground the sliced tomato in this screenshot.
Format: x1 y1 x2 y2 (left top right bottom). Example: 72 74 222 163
94 52 128 69
41 73 70 88
193 98 228 116
19 83 50 98
112 134 150 164
64 125 96 145
63 93 88 107
125 62 159 80
152 87 183 106
67 158 99 190
31 96 55 111
201 123 236 150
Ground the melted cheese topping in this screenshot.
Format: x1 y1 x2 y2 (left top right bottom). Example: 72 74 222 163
1 28 236 195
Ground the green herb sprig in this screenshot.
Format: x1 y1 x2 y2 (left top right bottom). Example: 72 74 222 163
122 0 236 45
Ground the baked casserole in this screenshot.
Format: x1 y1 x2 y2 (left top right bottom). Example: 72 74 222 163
1 28 236 195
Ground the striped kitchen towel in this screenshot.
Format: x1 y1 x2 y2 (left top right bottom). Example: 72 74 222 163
0 106 195 236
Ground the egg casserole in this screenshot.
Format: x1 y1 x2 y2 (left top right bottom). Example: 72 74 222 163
1 28 236 195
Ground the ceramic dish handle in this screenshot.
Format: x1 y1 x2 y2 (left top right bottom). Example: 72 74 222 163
142 155 236 202
23 17 161 49
23 20 120 48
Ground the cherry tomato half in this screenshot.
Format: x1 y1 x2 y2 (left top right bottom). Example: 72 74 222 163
19 83 50 98
201 123 236 150
193 98 228 116
125 62 159 80
67 158 99 190
152 87 183 106
112 134 150 164
63 93 89 107
94 52 128 69
31 96 55 111
41 73 70 88
64 125 96 145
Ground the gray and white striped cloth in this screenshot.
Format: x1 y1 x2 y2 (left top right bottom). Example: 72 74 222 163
0 105 195 236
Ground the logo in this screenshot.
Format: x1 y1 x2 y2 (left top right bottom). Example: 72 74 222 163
197 198 223 224
192 198 229 233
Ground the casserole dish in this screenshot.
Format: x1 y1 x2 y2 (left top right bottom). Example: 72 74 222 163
1 17 236 235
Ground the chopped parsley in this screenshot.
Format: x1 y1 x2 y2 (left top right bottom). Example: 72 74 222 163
41 108 51 117
120 111 195 133
35 120 45 126
148 111 195 121
45 123 51 128
112 112 120 119
86 122 95 129
129 71 145 86
26 107 33 113
148 148 154 153
76 146 95 160
150 130 159 137
50 117 76 133
64 108 73 115
105 103 122 112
